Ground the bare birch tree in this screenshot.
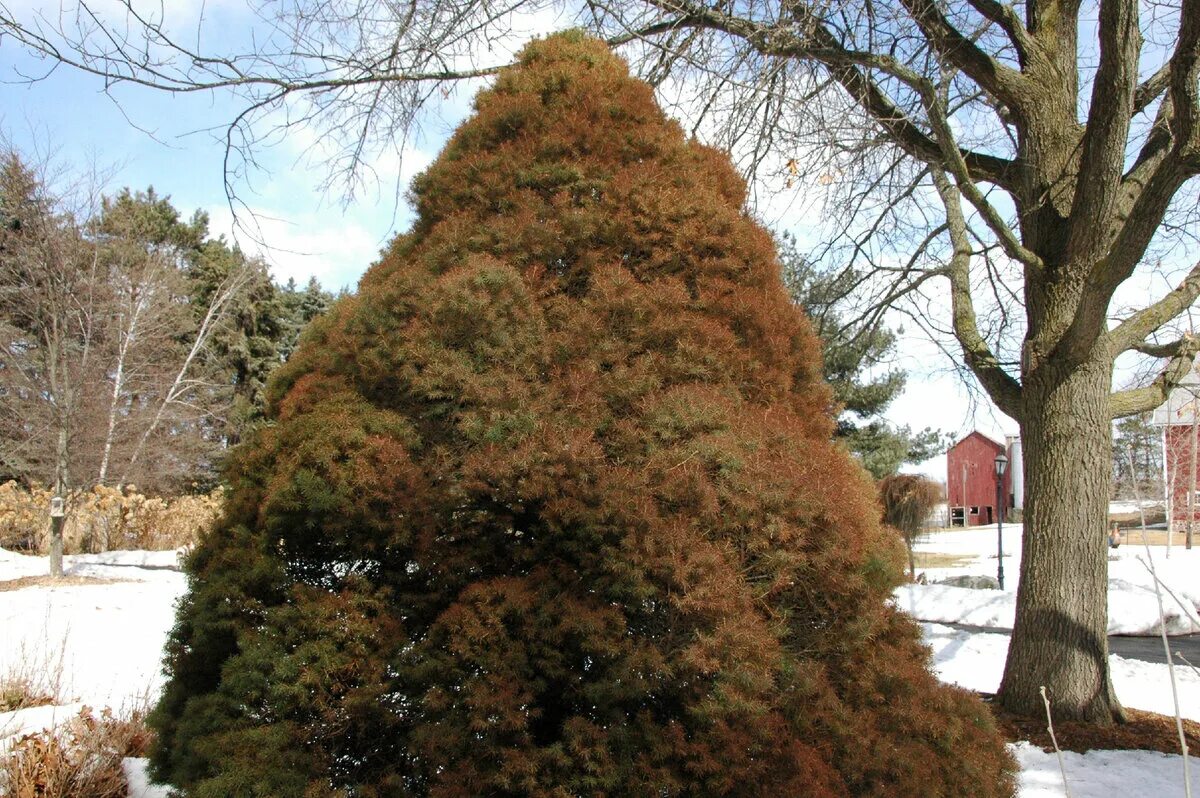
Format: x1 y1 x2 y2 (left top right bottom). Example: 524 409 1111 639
0 149 107 574
2 149 256 512
115 261 251 489
4 0 1199 723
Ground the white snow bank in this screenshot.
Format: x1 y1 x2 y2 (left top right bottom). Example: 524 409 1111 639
123 758 171 798
1108 500 1163 515
0 547 184 583
1012 741 1196 797
921 622 1200 722
900 528 1200 635
895 583 1015 628
895 579 1200 636
0 703 87 751
0 549 187 712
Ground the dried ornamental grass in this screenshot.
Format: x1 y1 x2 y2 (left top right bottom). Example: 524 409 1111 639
0 481 222 553
0 707 151 798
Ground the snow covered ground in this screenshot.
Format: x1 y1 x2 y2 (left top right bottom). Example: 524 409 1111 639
0 548 187 797
896 524 1200 635
1 541 1196 797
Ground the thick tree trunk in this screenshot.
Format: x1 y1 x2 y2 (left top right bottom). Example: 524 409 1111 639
998 352 1124 723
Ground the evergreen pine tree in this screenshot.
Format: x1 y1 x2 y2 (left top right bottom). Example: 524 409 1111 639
779 235 945 478
279 275 334 361
1112 412 1162 500
149 33 1014 797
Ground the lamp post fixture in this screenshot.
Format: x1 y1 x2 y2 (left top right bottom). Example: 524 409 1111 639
994 452 1008 590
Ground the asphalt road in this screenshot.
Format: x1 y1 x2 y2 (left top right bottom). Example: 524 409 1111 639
939 622 1200 666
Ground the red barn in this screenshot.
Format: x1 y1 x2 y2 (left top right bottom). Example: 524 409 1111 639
947 431 1015 527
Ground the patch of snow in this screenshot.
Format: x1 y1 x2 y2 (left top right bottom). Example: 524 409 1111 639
0 547 185 583
0 548 187 714
921 622 1200 722
1012 741 1196 797
123 757 171 798
1108 500 1162 515
896 583 1015 628
0 702 86 751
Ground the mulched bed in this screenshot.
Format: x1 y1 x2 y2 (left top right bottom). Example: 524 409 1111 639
983 695 1200 755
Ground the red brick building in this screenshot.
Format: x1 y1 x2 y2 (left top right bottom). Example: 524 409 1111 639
1152 375 1200 529
946 431 1016 527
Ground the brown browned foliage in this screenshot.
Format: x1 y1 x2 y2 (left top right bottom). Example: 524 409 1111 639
879 474 944 579
149 33 1015 797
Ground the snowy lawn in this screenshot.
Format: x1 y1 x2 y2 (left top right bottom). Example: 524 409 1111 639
0 547 186 788
895 524 1200 635
1 544 1196 797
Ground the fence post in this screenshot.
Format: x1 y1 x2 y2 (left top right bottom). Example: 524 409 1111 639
49 495 64 578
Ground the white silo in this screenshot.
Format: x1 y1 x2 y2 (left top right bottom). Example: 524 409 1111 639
1006 435 1024 510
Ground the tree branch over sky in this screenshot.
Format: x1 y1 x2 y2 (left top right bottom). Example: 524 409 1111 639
3 0 1200 724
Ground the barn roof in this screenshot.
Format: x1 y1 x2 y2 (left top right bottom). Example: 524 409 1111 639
949 430 1006 452
1151 371 1200 426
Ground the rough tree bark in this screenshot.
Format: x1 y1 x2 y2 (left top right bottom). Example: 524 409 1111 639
1000 351 1120 721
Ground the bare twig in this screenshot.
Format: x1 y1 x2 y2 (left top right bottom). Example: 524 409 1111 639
1128 443 1193 797
1039 685 1073 798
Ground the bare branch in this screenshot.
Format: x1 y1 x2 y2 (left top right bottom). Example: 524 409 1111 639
1111 336 1200 418
932 168 1023 418
1110 259 1200 353
1064 0 1141 268
963 0 1035 64
898 0 1026 107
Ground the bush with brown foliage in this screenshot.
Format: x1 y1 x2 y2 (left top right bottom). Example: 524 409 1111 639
879 474 945 579
148 32 1015 797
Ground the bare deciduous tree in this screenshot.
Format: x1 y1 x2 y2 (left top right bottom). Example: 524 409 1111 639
0 148 256 567
4 0 1199 723
0 149 106 574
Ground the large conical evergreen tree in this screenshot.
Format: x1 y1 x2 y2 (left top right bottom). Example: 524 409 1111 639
149 33 1015 797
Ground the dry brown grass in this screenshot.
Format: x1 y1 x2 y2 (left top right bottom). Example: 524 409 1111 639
1112 528 1194 547
0 679 57 714
0 707 152 798
0 633 67 714
912 551 976 569
0 575 126 592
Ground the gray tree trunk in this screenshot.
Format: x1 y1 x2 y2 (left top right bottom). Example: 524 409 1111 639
49 427 68 578
998 352 1122 722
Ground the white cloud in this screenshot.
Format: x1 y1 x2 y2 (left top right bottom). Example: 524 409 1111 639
208 204 385 292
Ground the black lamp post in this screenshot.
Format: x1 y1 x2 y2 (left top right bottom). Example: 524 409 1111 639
994 452 1008 590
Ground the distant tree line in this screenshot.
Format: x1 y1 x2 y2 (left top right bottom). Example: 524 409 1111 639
0 148 334 497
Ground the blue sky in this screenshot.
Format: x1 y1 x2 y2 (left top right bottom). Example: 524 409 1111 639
0 5 1022 475
0 0 479 291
